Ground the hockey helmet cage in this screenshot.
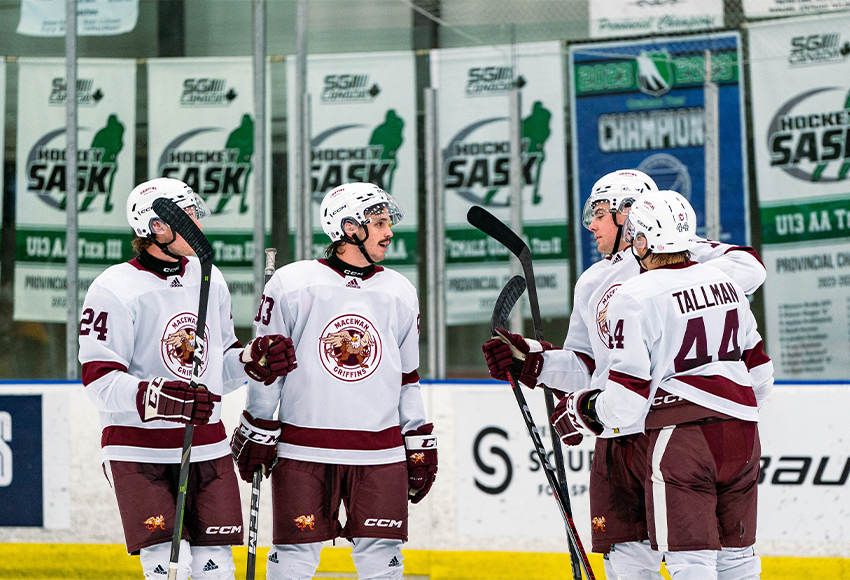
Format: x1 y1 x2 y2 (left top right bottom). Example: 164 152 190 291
320 182 404 242
624 190 696 254
582 169 658 229
126 177 210 237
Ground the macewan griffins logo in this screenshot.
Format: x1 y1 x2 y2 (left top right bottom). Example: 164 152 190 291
318 314 382 382
160 312 209 380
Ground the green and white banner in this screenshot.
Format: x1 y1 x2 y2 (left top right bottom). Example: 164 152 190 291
285 51 418 286
588 0 723 38
431 42 569 325
17 0 139 37
15 58 135 322
743 0 850 18
750 14 850 380
148 57 271 326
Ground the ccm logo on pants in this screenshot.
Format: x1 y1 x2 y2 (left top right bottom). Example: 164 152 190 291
205 526 243 534
364 519 402 528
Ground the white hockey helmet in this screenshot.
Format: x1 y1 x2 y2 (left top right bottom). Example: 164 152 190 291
582 169 658 229
320 182 404 242
126 177 210 237
624 190 696 253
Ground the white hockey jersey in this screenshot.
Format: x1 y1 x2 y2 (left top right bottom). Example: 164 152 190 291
79 257 247 464
537 239 766 437
245 259 424 465
593 261 774 430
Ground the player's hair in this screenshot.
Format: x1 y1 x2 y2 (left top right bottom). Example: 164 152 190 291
325 240 345 258
649 249 690 266
131 234 156 255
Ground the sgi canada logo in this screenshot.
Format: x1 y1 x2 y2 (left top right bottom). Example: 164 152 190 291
181 78 238 106
48 77 104 106
465 66 515 96
789 33 850 67
767 87 850 183
321 74 381 103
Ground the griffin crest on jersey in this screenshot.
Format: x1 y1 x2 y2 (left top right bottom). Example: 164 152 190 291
596 284 621 348
318 314 382 382
160 312 210 379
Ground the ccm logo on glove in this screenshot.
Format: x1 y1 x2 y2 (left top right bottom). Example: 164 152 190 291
136 377 219 425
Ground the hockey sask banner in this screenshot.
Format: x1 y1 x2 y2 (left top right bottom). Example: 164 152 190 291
148 57 271 326
17 0 139 37
431 42 569 325
749 14 850 381
285 51 418 286
588 0 723 39
14 58 136 322
570 33 749 273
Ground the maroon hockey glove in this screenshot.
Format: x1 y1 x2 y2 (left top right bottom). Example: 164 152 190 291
230 410 282 482
550 389 604 446
136 377 219 424
404 423 437 504
242 334 297 385
481 328 555 388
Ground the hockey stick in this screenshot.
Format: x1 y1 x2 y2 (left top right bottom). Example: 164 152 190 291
152 198 215 580
246 247 277 580
470 205 583 580
492 276 595 580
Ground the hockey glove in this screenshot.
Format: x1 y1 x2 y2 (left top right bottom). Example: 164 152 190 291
481 327 555 388
136 377 219 424
242 334 297 385
550 388 604 446
230 410 282 482
404 423 437 504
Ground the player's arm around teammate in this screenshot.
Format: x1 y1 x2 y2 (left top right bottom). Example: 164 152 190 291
552 190 773 580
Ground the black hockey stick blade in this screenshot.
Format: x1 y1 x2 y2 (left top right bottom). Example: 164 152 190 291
152 197 214 264
491 275 526 335
467 205 528 259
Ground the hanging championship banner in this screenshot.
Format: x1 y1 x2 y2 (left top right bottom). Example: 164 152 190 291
749 14 850 381
569 33 749 273
14 58 136 322
431 42 569 325
743 0 850 18
17 0 138 37
285 51 418 284
148 57 271 326
588 0 723 39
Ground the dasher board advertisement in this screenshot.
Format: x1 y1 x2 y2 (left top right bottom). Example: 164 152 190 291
147 57 271 326
285 50 418 285
749 14 850 380
569 33 749 273
14 58 136 322
431 42 569 325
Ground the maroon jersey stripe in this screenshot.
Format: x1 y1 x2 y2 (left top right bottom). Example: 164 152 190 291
82 360 127 386
608 370 651 398
742 340 771 370
724 245 765 267
281 424 403 450
402 370 420 385
575 351 596 374
675 375 758 407
101 422 226 449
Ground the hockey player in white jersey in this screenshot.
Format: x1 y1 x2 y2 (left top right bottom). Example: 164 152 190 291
550 189 773 580
79 178 294 580
482 170 766 580
230 182 436 580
